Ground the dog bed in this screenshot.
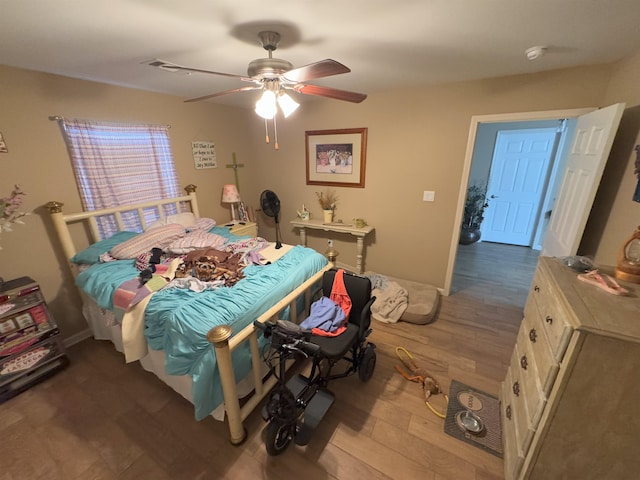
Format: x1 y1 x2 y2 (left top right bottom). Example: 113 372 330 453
368 272 440 325
389 275 440 324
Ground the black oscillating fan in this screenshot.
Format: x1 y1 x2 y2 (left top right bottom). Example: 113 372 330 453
260 190 282 249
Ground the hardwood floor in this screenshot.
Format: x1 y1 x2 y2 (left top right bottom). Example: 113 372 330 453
452 241 540 309
1 242 539 480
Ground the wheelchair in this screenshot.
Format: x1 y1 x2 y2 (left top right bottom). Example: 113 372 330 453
253 268 377 455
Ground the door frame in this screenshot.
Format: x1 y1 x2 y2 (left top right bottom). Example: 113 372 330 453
443 107 595 296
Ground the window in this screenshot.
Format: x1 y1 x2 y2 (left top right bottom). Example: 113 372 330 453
58 118 180 238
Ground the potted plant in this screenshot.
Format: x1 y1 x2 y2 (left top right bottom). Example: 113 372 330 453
460 184 489 245
316 189 338 223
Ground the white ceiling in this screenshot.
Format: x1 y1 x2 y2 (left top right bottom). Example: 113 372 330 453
2 0 640 109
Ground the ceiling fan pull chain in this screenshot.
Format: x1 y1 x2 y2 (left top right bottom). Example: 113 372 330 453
264 118 270 144
273 115 279 151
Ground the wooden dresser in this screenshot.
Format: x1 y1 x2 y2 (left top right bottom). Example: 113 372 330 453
500 257 640 480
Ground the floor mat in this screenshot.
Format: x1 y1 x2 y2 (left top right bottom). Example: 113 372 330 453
443 379 503 458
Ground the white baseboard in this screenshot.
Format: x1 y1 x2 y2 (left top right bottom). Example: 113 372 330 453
62 328 93 348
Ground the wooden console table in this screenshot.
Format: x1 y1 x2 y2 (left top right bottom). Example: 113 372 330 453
290 219 374 274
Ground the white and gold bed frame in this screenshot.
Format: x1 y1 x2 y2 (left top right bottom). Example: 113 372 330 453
45 185 331 445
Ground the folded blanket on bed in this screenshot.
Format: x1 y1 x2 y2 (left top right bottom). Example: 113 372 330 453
372 280 409 323
113 258 183 362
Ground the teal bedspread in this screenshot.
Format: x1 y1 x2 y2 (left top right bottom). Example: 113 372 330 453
76 234 328 420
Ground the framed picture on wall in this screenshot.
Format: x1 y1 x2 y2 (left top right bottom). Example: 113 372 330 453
305 128 368 188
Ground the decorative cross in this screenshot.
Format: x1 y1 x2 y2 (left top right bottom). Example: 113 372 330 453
225 152 245 192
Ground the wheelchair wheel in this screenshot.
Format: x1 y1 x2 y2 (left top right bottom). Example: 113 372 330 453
358 344 376 382
265 386 296 423
265 420 295 456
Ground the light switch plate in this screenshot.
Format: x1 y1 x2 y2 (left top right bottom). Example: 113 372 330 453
423 190 435 202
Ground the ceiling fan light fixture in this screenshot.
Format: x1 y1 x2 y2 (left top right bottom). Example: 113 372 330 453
164 30 366 149
277 92 299 117
255 89 277 119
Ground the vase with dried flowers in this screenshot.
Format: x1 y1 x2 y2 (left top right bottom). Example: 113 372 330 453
0 185 29 250
316 189 338 223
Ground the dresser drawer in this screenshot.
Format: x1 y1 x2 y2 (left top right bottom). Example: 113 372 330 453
529 269 573 361
506 349 536 457
513 330 547 429
501 379 524 480
522 302 560 397
510 343 545 432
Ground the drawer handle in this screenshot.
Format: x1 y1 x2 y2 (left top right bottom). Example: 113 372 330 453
534 285 540 292
520 355 528 370
545 315 553 325
506 405 512 420
513 381 520 396
529 328 537 343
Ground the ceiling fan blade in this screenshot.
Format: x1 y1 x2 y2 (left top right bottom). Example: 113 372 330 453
292 84 367 103
147 59 247 80
185 86 261 103
282 59 350 83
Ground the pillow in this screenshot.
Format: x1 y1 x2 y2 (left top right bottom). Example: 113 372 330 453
146 212 197 231
189 217 216 232
71 231 138 264
166 230 227 254
110 223 186 259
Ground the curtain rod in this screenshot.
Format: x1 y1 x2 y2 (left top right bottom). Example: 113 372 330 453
48 115 170 128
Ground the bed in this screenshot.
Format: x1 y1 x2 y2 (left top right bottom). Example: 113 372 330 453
45 185 331 444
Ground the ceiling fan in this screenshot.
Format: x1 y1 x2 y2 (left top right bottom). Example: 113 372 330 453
148 31 367 106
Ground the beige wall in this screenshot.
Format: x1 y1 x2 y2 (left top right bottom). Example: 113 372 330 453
248 65 612 286
582 50 640 265
0 65 252 341
4 56 637 343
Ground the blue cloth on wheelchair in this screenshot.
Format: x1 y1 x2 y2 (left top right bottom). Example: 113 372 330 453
300 296 346 333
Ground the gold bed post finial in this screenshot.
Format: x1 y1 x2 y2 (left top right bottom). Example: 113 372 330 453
325 239 339 264
206 325 232 345
45 201 64 214
45 200 78 266
184 184 197 194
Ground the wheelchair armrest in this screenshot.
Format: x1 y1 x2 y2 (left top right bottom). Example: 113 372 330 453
357 295 376 337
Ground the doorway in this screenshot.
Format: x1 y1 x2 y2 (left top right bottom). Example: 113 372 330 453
443 107 597 297
445 105 625 297
452 120 567 298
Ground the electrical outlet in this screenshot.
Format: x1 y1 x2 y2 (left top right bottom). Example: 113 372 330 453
423 190 435 202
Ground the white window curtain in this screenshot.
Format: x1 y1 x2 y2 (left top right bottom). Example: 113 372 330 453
58 118 180 238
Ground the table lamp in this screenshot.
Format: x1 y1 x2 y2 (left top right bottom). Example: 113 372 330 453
221 184 241 222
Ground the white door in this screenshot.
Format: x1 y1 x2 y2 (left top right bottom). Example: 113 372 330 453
541 103 625 257
482 128 558 246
